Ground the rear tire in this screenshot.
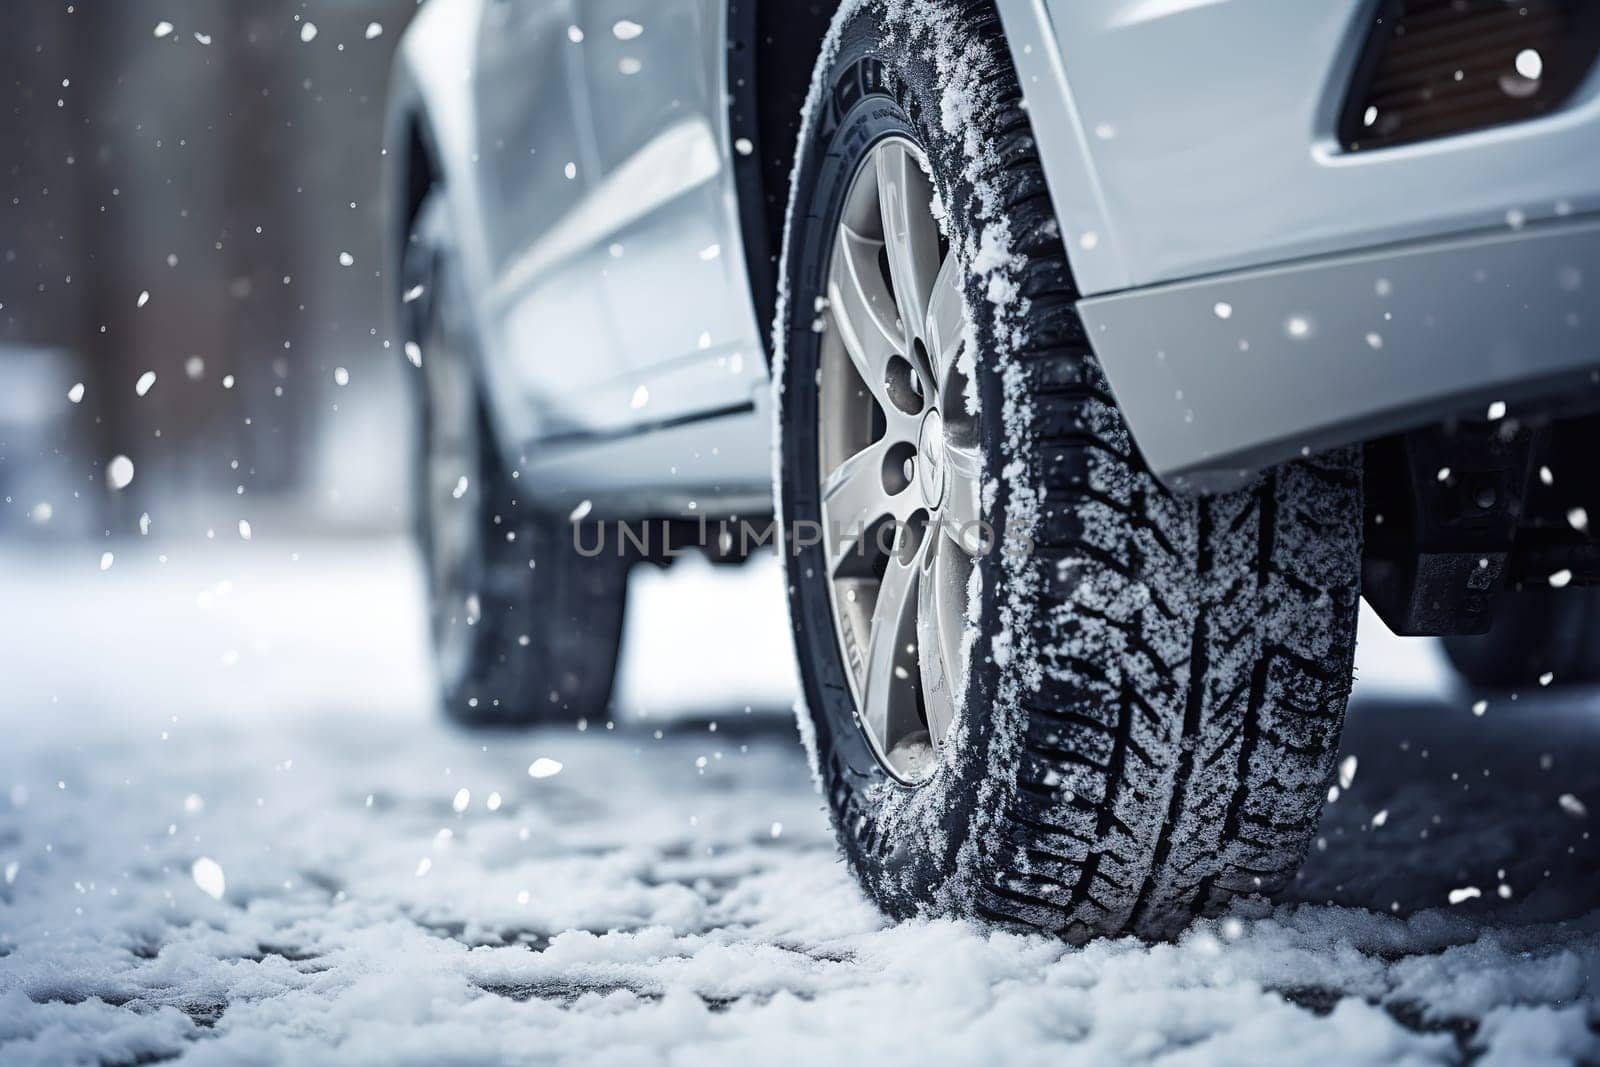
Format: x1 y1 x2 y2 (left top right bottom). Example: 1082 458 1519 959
776 0 1363 940
1443 588 1600 689
406 196 629 728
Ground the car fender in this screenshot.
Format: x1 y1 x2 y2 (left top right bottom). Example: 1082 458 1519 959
385 0 529 457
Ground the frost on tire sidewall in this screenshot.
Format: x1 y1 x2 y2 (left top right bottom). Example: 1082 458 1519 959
776 0 1364 941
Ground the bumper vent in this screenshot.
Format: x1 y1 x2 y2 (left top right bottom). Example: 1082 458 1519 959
1341 0 1600 152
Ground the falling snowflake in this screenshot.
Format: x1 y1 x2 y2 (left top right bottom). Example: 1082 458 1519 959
1338 755 1358 790
527 758 564 779
191 857 225 900
107 455 136 491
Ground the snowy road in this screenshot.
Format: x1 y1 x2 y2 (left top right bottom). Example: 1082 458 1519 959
1 540 1598 1065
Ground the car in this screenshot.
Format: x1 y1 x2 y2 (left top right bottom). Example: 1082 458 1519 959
383 0 1600 940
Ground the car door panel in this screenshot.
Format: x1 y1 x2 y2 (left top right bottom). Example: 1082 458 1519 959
573 0 769 428
472 0 630 442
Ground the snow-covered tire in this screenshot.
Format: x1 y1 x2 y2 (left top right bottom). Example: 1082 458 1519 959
1442 588 1600 689
776 0 1364 941
407 196 629 729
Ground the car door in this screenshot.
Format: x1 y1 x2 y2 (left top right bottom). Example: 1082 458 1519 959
471 0 629 443
572 0 768 429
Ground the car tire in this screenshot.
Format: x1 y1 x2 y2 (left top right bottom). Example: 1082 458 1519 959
1442 588 1600 689
775 0 1364 940
406 195 629 728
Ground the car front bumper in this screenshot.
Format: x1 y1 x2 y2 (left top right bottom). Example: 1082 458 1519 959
1078 215 1600 490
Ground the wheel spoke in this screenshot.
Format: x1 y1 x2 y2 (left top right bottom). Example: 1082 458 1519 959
829 223 901 402
861 550 919 747
939 441 986 556
917 531 972 751
924 251 966 391
876 142 942 347
820 439 913 576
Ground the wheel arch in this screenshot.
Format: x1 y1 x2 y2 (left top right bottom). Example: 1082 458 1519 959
384 0 536 473
728 1 836 359
385 100 444 319
381 0 491 334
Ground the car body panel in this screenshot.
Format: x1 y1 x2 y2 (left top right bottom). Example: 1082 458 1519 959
389 0 772 517
1079 215 1600 490
997 0 1600 294
997 0 1600 486
392 0 1600 503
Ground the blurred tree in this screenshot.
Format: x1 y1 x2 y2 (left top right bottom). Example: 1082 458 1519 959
0 0 417 532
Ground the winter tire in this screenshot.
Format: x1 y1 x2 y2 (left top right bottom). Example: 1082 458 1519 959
776 0 1364 940
407 195 629 728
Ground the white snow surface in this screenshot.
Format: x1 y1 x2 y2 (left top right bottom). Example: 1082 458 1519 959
0 541 1597 1065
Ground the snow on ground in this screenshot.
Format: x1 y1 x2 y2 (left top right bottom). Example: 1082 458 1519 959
0 539 1597 1065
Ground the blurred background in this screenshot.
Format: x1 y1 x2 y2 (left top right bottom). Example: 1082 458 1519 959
1 1 418 540
0 0 801 720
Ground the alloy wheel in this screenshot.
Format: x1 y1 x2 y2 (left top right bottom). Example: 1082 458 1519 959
817 136 982 784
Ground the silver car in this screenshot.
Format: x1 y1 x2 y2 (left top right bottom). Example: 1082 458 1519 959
385 0 1600 939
